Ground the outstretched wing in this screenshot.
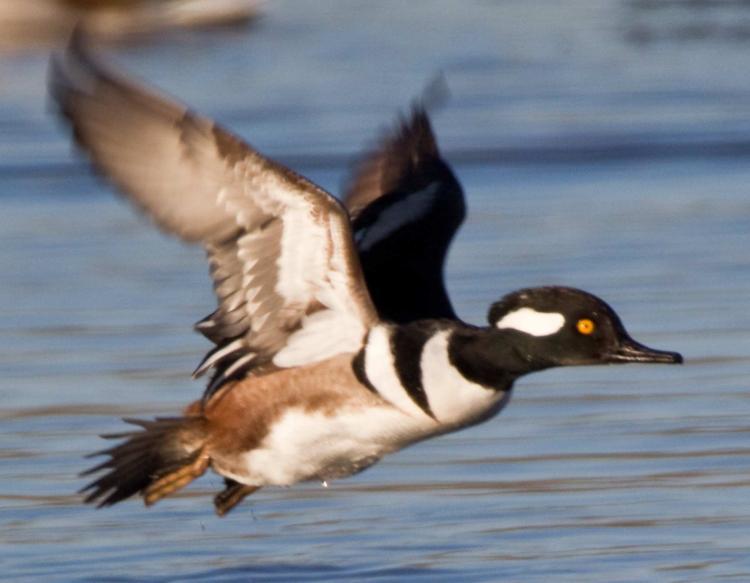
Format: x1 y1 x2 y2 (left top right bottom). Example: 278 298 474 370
343 104 466 323
50 32 378 399
342 104 466 323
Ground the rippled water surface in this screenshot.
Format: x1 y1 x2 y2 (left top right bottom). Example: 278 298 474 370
2 1 750 581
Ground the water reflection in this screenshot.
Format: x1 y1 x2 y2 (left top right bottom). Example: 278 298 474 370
625 0 750 45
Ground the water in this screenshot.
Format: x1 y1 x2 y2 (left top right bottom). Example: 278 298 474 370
2 1 750 581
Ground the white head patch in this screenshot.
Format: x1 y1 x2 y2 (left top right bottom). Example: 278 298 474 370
495 307 565 337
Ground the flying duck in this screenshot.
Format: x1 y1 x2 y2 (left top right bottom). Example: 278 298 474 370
50 33 682 516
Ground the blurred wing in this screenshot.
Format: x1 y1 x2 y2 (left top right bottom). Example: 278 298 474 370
50 32 378 398
342 105 466 323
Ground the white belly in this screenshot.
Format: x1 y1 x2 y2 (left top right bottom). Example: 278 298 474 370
224 405 435 486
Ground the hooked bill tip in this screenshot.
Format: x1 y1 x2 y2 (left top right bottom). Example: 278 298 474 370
607 338 683 364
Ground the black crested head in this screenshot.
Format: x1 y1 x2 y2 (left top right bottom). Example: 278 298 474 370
486 286 683 369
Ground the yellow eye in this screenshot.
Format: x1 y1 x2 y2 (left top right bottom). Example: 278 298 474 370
576 318 595 335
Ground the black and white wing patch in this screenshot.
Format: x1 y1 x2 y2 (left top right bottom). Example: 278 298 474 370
342 105 466 323
50 32 378 398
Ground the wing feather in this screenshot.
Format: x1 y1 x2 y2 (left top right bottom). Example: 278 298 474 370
342 99 466 323
50 32 378 397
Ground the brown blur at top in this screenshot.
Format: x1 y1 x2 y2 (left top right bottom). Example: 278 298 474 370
0 0 261 52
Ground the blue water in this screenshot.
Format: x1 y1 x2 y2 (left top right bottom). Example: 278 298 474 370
2 1 750 581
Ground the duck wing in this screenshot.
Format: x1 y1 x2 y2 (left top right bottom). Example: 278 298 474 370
342 104 466 323
50 32 378 399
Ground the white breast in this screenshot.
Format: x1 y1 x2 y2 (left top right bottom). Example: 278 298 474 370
364 325 433 419
421 330 510 427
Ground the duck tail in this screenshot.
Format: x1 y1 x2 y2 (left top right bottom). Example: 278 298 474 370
80 416 210 508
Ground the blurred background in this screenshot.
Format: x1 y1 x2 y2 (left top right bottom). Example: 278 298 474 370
2 1 750 581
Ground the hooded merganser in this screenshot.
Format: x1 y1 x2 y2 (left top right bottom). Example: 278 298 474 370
50 33 682 516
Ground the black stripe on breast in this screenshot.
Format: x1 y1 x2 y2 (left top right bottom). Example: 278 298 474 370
352 343 377 394
390 322 441 419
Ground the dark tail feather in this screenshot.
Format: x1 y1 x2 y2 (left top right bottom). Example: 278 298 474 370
80 416 208 508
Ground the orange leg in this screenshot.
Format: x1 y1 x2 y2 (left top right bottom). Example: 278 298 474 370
143 450 210 506
214 479 260 516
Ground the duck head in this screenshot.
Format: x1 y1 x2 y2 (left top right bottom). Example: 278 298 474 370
488 286 683 370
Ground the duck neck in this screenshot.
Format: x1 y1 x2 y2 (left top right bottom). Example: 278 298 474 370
353 322 542 428
447 326 553 389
